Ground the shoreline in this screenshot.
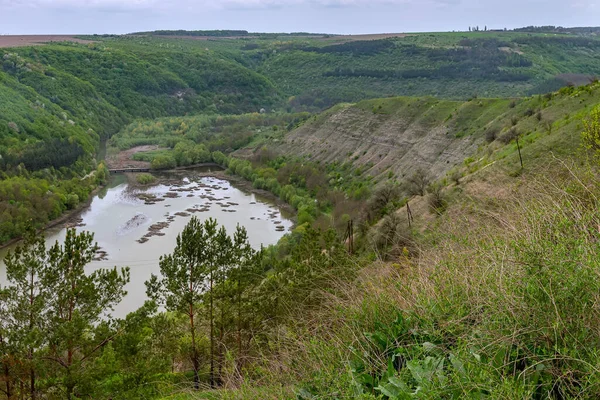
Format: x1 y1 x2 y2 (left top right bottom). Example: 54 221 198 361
1 168 295 250
0 183 105 250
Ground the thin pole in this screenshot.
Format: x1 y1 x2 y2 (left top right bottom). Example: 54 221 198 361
516 137 523 169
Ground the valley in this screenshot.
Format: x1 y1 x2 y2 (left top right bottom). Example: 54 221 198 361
2 26 600 399
0 170 292 317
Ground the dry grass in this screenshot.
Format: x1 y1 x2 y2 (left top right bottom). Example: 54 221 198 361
249 159 600 398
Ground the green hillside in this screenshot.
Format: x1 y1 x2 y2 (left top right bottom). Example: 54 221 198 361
80 31 600 110
3 29 600 242
0 42 278 242
2 77 600 400
3 21 600 397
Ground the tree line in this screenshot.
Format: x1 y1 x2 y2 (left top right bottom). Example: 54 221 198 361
0 217 356 398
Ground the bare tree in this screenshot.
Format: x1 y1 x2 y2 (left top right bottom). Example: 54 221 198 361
406 168 430 197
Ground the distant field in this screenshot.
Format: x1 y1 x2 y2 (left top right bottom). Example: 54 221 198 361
0 35 94 48
325 33 410 41
135 34 258 41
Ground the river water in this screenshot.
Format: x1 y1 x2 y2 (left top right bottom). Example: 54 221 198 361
0 169 293 317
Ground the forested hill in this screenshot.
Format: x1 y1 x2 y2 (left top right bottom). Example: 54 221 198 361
0 42 278 162
0 42 277 242
2 29 600 243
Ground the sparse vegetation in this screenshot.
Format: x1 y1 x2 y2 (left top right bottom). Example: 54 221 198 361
405 168 430 196
499 126 520 143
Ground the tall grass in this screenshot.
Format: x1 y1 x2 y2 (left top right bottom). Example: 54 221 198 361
169 161 600 399
257 161 600 399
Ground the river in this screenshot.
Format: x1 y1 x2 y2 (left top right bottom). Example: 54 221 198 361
0 169 293 317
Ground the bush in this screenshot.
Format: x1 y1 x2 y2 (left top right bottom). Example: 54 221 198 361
427 182 447 214
297 209 315 225
498 127 519 144
536 110 543 121
484 128 498 142
364 184 401 222
66 193 79 210
450 169 462 185
405 169 430 197
151 155 176 170
582 106 600 154
136 173 156 185
370 213 412 259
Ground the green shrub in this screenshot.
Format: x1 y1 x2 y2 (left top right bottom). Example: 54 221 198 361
136 173 156 185
582 106 600 154
150 155 176 170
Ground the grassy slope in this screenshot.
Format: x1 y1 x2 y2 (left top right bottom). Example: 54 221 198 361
166 83 600 399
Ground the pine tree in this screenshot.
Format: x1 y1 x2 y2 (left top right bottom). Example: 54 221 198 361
3 231 49 400
43 229 130 399
230 225 261 376
0 287 12 400
146 217 233 389
145 218 264 388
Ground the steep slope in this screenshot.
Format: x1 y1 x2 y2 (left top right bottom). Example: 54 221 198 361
194 85 600 400
270 97 509 181
269 85 600 184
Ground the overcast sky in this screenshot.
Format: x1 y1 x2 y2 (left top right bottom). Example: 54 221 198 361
0 0 598 35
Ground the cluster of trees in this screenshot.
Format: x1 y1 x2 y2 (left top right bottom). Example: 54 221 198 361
514 26 600 34
1 217 356 399
2 139 85 171
297 39 396 56
111 112 310 152
0 163 108 243
213 151 372 230
324 65 531 83
0 229 130 399
113 112 312 170
146 218 262 388
513 35 600 49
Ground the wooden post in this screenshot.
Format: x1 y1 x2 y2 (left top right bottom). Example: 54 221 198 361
407 202 414 228
516 137 523 169
346 220 354 255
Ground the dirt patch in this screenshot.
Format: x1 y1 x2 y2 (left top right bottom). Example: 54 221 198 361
106 145 158 170
499 46 524 55
0 35 95 48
